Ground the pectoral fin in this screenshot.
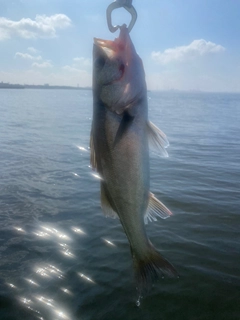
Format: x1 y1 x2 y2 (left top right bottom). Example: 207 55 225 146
147 121 169 157
101 183 119 219
144 192 173 224
113 111 134 147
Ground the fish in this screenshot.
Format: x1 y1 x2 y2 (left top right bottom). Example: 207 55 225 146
90 24 177 294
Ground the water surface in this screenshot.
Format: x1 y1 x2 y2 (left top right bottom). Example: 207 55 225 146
0 89 239 320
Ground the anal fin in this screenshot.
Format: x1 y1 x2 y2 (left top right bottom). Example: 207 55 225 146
144 192 173 224
101 183 119 219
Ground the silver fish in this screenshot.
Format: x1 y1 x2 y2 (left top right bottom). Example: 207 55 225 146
90 25 177 293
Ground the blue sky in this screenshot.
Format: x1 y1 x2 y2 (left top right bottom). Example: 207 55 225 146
0 0 239 91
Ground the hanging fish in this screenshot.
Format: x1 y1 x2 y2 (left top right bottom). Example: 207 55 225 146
90 24 177 294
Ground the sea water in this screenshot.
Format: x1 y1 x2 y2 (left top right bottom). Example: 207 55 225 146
0 89 239 320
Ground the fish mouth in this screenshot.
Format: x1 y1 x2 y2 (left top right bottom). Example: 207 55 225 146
94 24 131 59
94 38 118 58
94 38 125 85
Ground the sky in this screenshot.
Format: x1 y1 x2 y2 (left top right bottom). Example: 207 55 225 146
0 0 239 92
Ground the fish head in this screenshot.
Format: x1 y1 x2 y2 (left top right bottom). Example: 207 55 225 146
93 25 146 115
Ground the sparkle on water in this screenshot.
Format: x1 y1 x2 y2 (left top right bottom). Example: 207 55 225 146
7 283 17 290
71 226 86 235
35 264 64 279
76 145 88 152
61 288 73 295
102 238 116 247
25 278 39 286
14 226 26 233
78 273 96 284
91 172 102 180
71 172 80 177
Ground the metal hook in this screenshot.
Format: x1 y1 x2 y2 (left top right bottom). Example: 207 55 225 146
106 0 137 33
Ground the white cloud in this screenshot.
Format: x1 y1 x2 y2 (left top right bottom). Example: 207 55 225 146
32 61 53 68
62 65 91 73
27 47 39 54
73 57 91 67
63 56 92 73
15 50 52 68
0 28 9 40
0 14 71 40
63 65 80 72
73 57 81 61
15 52 42 60
62 65 91 82
152 39 225 64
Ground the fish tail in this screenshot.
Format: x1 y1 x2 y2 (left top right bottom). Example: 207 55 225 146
131 243 178 294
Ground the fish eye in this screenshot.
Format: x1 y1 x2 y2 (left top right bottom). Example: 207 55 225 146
95 56 105 69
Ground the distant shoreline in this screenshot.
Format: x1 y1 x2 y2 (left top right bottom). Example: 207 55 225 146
0 83 239 94
0 83 91 90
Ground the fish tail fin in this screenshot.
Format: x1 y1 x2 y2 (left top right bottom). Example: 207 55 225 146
131 243 178 294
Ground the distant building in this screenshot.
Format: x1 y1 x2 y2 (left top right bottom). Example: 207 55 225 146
0 81 24 89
